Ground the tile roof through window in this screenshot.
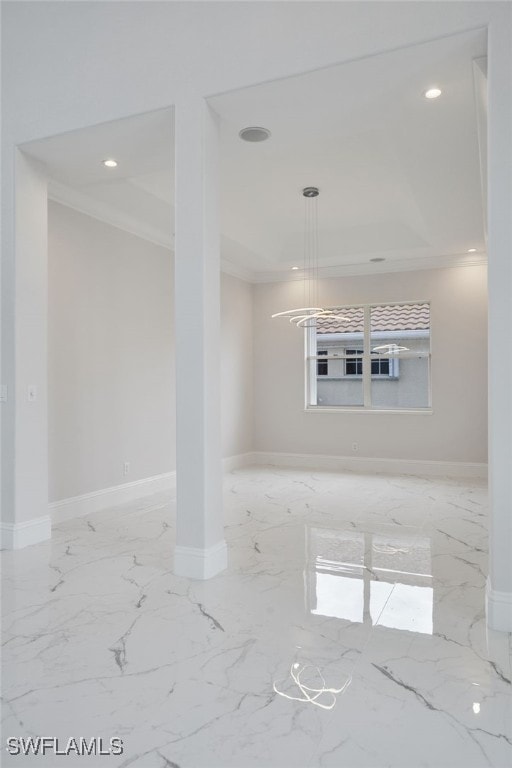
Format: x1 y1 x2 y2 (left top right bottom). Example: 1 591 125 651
316 303 430 334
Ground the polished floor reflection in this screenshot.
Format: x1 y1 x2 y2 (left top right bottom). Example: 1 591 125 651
2 467 511 767
306 526 434 633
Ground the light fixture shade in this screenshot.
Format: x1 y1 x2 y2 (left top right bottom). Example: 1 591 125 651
372 343 409 355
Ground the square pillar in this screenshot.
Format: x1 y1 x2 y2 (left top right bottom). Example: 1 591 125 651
173 94 227 579
486 11 512 631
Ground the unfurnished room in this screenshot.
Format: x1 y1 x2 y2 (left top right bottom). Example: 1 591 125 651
1 2 511 767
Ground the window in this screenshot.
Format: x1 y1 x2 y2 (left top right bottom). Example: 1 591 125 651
371 356 390 376
345 349 363 376
306 302 431 410
317 350 328 376
316 347 396 379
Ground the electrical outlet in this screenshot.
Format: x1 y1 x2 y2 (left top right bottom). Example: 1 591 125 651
123 462 130 476
352 442 358 452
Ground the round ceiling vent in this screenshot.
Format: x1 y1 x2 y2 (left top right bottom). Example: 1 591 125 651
239 126 271 142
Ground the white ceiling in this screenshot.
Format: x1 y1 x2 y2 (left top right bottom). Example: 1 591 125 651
23 109 175 246
22 28 487 282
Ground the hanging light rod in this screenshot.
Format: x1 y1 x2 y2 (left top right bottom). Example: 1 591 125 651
271 187 347 329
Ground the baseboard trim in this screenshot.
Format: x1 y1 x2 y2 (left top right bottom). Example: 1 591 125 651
174 539 228 579
48 455 257 524
48 454 257 524
251 451 487 479
50 471 176 524
223 452 258 472
46 449 483 529
0 516 52 550
486 578 512 632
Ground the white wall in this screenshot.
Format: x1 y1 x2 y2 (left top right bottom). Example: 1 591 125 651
10 153 49 525
48 202 253 502
51 200 487 493
253 265 487 463
44 202 489 496
221 273 254 458
48 202 175 501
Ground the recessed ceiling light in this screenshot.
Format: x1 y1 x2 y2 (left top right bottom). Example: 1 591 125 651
239 127 271 142
467 248 477 253
424 87 442 99
370 257 385 263
102 159 118 168
291 266 299 270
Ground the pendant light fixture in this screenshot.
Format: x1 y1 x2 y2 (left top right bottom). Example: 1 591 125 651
372 343 410 355
272 187 347 328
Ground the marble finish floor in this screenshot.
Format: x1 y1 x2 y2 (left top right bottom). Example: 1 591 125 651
2 467 511 768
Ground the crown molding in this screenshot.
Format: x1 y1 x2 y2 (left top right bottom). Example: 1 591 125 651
218 257 256 283
252 252 487 284
48 179 173 251
48 180 255 283
48 180 486 285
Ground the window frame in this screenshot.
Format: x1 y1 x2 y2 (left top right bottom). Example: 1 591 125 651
305 301 432 413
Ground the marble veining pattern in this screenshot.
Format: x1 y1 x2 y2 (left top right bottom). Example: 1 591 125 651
1 467 511 767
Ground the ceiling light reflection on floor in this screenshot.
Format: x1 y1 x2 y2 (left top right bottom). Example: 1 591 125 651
273 662 352 710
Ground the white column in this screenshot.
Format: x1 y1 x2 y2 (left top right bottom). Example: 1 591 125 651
173 94 227 579
486 12 512 631
0 150 51 549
